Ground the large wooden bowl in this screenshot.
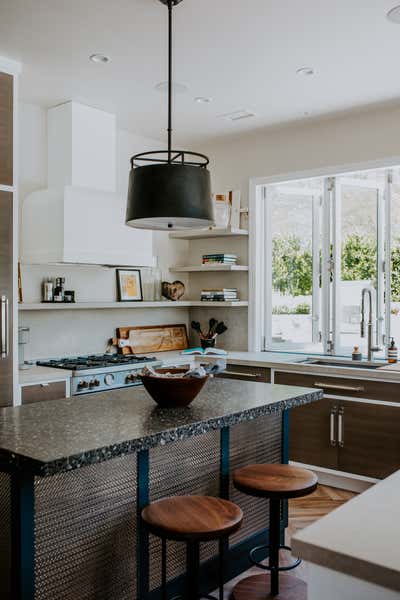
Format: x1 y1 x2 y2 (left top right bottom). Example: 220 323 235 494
141 368 208 408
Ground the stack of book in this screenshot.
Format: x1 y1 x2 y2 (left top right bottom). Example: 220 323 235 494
202 253 237 265
201 288 239 302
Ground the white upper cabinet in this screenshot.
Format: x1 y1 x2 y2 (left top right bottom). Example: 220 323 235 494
21 102 154 266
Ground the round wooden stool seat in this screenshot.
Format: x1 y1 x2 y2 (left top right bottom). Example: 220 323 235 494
232 573 306 600
141 495 243 542
233 464 318 499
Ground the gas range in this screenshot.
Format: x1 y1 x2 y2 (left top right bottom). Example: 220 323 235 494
37 354 162 395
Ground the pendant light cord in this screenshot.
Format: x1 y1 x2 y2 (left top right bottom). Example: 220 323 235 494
167 0 173 162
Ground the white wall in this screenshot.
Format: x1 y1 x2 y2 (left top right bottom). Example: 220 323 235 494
18 102 189 359
201 103 400 205
198 102 400 349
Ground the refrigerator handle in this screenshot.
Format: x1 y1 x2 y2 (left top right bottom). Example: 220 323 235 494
1 295 9 359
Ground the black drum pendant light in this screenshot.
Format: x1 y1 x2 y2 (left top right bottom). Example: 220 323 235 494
126 0 214 230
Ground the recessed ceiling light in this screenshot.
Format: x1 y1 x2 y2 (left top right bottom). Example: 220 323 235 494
194 96 213 104
89 53 111 64
155 81 188 94
296 67 315 77
387 5 400 23
220 110 256 122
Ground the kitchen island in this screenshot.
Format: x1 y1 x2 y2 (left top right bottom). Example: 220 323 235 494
0 378 321 600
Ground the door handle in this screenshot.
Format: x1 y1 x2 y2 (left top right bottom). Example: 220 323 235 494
330 405 338 447
314 381 364 393
338 406 344 448
0 295 9 359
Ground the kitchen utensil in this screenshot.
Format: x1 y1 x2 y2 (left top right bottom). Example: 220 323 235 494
141 367 208 408
207 318 218 338
215 322 228 336
191 321 204 338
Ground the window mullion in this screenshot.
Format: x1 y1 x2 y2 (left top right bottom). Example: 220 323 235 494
321 178 333 353
331 178 342 354
385 171 392 348
377 187 386 347
312 195 321 343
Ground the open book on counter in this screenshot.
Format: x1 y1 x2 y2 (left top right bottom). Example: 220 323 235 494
181 347 228 356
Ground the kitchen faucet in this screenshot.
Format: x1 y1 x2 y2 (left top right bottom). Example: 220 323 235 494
360 288 382 361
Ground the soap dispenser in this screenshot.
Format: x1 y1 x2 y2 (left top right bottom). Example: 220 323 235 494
388 338 398 364
352 346 362 361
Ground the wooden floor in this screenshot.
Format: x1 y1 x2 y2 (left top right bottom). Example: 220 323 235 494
219 485 357 598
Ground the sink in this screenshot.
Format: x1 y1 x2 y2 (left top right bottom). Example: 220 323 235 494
298 358 384 370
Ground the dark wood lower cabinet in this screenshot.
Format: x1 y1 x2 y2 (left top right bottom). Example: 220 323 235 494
289 398 338 470
278 370 400 479
21 380 67 405
338 401 400 479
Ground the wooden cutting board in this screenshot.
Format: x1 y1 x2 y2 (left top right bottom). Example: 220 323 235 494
116 324 189 354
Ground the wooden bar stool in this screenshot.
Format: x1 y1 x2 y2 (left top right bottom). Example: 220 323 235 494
232 464 318 600
142 495 243 600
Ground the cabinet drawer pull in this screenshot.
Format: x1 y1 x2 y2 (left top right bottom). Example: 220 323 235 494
224 371 261 379
338 407 344 448
40 383 49 388
314 381 364 393
330 405 338 447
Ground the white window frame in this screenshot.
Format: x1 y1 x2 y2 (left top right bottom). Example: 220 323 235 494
248 156 400 353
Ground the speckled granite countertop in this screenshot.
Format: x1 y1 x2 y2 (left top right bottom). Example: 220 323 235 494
0 379 322 476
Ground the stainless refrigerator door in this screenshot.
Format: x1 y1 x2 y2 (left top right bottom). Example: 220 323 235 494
0 190 13 406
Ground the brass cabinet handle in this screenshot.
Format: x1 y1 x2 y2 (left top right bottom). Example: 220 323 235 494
224 371 261 379
330 405 338 447
314 381 364 393
338 406 344 448
0 295 9 359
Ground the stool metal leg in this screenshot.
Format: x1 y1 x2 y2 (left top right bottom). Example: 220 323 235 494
161 538 167 600
186 541 200 600
218 539 224 600
269 498 281 596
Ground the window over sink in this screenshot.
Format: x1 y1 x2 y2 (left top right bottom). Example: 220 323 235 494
256 165 400 356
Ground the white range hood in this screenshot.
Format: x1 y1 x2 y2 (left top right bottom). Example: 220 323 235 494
21 101 154 266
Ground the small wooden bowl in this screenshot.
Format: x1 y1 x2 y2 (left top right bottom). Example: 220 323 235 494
141 368 208 408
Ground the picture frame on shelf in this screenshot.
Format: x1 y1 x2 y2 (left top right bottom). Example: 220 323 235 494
116 269 143 302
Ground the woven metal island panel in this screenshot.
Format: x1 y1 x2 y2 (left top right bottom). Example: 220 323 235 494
148 429 221 592
34 454 137 600
229 413 282 546
0 472 11 600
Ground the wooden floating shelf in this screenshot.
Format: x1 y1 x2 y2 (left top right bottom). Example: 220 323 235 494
169 227 248 240
170 265 249 272
19 300 248 310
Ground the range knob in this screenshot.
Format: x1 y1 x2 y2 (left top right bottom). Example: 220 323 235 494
77 380 89 390
125 373 137 384
89 379 100 389
104 373 115 386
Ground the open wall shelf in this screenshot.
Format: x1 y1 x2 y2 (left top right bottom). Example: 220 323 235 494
170 265 248 272
169 227 248 240
19 300 248 311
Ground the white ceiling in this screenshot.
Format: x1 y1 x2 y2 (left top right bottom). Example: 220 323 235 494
1 0 400 145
